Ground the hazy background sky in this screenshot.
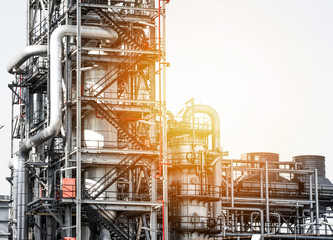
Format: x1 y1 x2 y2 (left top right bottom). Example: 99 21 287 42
0 1 333 194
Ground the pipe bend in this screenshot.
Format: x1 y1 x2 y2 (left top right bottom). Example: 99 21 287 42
16 25 118 240
7 45 48 74
20 25 118 152
182 104 220 150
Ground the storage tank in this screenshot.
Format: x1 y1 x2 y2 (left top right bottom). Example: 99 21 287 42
293 155 326 177
293 155 332 185
241 152 279 170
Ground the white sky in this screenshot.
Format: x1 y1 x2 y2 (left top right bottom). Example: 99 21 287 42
0 1 333 194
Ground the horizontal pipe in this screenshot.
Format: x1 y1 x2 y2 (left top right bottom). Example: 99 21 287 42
221 197 313 204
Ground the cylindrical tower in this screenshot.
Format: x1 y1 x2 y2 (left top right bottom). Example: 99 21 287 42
6 1 164 239
168 104 223 240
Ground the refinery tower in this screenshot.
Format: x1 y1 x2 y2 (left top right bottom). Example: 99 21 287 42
5 1 333 240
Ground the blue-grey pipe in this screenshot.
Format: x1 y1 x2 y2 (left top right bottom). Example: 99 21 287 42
8 25 118 240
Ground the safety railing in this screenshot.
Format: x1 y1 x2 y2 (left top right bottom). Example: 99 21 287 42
81 0 154 17
22 57 48 86
169 215 222 232
168 117 213 132
81 189 151 202
29 1 74 44
170 183 221 199
79 89 152 102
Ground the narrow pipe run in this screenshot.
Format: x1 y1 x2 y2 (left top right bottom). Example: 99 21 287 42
224 207 264 236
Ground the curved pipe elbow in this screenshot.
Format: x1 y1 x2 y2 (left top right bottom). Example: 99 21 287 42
182 104 221 150
7 45 48 74
20 25 118 153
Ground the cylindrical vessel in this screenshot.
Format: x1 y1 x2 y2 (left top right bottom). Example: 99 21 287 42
241 152 279 170
293 155 326 177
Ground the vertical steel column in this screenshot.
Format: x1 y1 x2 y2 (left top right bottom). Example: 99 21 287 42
231 159 234 232
151 162 157 240
65 0 73 237
162 1 168 240
314 169 320 234
309 174 314 233
76 2 82 239
265 161 270 233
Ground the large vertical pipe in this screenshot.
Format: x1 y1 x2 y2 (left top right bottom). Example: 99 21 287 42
213 157 222 219
12 165 18 239
314 169 320 234
17 153 28 240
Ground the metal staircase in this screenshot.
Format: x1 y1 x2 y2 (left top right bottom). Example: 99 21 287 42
83 203 129 240
94 8 143 50
87 55 142 98
90 101 148 150
81 6 154 239
86 154 144 199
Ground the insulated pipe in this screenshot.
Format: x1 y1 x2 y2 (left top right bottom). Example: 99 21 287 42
182 104 220 150
6 45 48 74
212 156 222 219
22 25 118 152
12 25 118 240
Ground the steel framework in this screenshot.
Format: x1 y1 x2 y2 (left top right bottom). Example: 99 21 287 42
6 1 333 240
